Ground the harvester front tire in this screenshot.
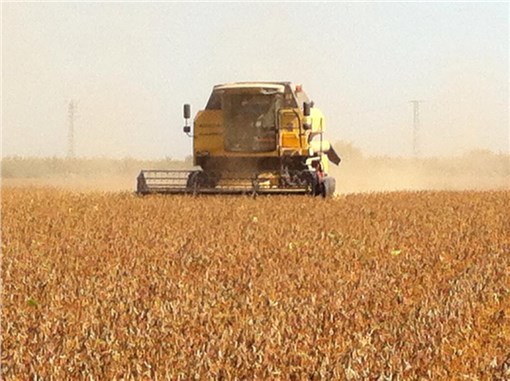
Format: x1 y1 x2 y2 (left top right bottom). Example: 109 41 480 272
186 171 201 189
321 177 336 198
186 171 218 191
300 170 320 196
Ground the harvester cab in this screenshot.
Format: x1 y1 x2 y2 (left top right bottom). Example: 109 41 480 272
137 82 341 196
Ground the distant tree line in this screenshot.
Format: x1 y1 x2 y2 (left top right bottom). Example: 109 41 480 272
1 157 193 178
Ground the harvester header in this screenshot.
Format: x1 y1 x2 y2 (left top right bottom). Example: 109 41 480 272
137 82 340 196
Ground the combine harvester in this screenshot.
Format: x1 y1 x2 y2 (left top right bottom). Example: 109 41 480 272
137 82 340 197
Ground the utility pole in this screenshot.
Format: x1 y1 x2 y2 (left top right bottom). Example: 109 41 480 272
67 100 76 159
410 100 423 157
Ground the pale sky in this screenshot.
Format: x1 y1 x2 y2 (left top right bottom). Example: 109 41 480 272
2 2 509 159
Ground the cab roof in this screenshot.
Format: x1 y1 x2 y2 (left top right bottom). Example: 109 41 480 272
213 82 291 92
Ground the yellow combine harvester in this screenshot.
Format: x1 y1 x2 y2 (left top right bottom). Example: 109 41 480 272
137 82 340 196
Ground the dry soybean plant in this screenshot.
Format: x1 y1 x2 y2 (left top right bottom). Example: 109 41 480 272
1 188 509 379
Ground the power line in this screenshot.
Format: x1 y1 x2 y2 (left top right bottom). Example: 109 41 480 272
410 100 423 157
67 100 76 159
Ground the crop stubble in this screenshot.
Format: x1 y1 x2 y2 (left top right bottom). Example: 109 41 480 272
1 188 509 379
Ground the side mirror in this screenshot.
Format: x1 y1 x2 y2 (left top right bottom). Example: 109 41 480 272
183 104 191 135
183 104 191 119
303 102 311 117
